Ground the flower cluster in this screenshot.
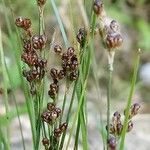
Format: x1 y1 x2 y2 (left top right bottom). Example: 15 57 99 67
106 103 140 149
41 102 68 149
48 46 79 100
15 17 47 95
41 102 61 124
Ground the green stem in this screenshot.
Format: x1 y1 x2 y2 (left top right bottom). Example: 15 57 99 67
119 50 141 150
107 66 113 150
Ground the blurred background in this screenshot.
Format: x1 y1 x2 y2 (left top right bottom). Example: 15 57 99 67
0 0 150 149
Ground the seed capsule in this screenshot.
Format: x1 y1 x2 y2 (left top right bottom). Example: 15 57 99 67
41 111 51 123
108 136 116 150
110 20 119 32
42 137 49 147
32 35 47 50
59 122 68 132
23 40 32 52
50 68 59 80
55 107 61 116
67 47 75 57
93 0 103 16
69 71 78 81
106 33 123 50
127 120 133 132
15 17 31 30
54 44 62 54
47 102 55 111
131 103 140 117
58 69 66 79
21 51 38 66
76 28 87 47
37 0 47 6
54 128 62 138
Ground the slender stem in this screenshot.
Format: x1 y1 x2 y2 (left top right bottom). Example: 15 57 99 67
107 66 113 150
119 50 140 150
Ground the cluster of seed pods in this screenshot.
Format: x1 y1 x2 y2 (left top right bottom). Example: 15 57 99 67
106 103 140 150
48 46 79 100
15 17 47 95
41 102 67 149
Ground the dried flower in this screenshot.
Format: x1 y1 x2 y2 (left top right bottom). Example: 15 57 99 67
106 32 123 50
130 103 140 117
108 136 116 150
127 120 133 132
37 0 47 7
32 35 47 50
47 102 55 111
76 28 87 47
42 137 49 147
93 0 103 16
54 44 62 55
15 17 31 31
69 71 78 81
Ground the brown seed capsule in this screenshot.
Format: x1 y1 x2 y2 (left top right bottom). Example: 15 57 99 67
59 122 68 132
70 55 78 71
69 71 78 81
41 111 51 123
37 0 47 6
58 69 66 79
113 111 121 122
106 33 123 50
32 35 47 50
50 82 59 93
61 53 69 61
54 128 62 138
54 107 61 116
23 40 32 52
116 122 123 135
54 44 62 54
42 137 49 147
76 28 87 47
93 0 103 16
131 103 140 117
108 136 116 150
67 47 75 57
47 102 55 111
15 17 31 30
106 124 115 134
110 20 119 32
50 68 59 80
36 58 47 68
127 120 133 132
21 51 38 66
50 111 58 120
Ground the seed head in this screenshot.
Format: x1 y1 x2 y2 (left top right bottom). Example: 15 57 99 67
108 136 116 150
54 44 62 55
37 0 47 7
131 103 140 117
76 28 87 47
15 17 31 30
42 137 49 147
47 102 55 111
32 35 47 50
59 122 68 132
127 120 133 132
106 33 123 50
54 128 62 138
93 0 103 16
110 20 119 32
69 71 78 81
